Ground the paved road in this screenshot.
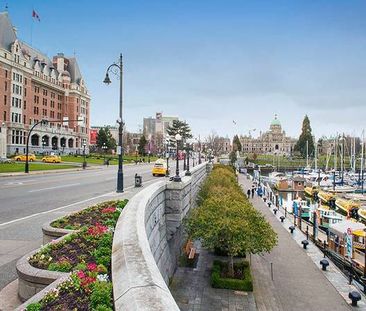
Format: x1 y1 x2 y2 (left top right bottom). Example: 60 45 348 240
0 161 184 291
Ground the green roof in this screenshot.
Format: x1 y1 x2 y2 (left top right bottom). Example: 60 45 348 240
271 115 281 126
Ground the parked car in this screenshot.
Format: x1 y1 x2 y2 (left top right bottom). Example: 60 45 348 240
152 159 167 176
42 155 62 163
14 154 36 162
0 158 13 163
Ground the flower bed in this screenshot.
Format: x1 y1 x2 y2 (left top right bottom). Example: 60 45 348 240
50 200 127 230
24 201 127 310
211 260 253 291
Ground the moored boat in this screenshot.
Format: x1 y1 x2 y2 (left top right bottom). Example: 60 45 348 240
318 191 336 205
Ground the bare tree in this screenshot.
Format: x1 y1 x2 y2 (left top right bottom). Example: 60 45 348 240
205 131 222 155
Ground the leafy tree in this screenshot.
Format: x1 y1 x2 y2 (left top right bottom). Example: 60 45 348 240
229 150 237 165
294 115 314 158
232 135 242 152
138 135 147 155
96 127 116 151
166 120 192 148
185 166 277 277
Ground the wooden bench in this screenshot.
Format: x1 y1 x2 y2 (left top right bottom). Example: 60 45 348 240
184 240 196 259
188 247 196 259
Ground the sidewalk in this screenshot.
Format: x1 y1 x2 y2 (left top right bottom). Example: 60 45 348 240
239 174 354 311
170 242 257 311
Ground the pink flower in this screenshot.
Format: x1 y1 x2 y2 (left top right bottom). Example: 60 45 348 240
77 270 86 279
87 262 97 271
101 207 117 214
87 223 108 236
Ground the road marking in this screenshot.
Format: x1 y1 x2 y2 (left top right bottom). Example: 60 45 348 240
0 191 116 227
28 183 81 193
0 178 160 227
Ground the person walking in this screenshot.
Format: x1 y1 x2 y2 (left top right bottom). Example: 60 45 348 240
247 189 251 198
251 188 255 198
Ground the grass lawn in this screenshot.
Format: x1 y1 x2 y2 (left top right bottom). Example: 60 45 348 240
0 163 78 173
58 155 158 165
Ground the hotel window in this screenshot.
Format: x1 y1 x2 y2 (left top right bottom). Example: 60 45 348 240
24 78 27 85
23 115 26 124
24 88 27 96
3 111 6 121
3 95 6 105
4 81 7 91
24 100 26 109
5 69 8 78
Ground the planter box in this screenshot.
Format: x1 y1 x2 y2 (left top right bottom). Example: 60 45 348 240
42 221 76 244
16 235 70 302
15 275 69 310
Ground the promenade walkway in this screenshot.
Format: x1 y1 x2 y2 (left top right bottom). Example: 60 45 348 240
170 242 257 311
239 174 355 311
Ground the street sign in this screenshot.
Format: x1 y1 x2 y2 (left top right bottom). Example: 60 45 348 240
116 146 122 155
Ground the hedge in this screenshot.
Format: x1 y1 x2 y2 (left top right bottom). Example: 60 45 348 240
211 260 253 291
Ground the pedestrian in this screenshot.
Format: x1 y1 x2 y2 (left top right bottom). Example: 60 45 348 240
247 189 251 198
106 159 109 167
251 188 255 198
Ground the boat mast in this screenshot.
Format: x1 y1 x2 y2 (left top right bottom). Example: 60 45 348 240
361 130 364 194
334 134 338 173
341 133 344 185
314 136 318 171
306 140 309 168
353 136 356 173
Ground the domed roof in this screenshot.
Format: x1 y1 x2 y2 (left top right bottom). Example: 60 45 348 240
271 114 281 126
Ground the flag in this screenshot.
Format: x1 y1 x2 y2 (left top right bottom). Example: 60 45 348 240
32 10 40 22
233 120 236 125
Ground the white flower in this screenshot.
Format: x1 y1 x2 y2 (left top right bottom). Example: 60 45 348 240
40 254 45 260
97 274 109 282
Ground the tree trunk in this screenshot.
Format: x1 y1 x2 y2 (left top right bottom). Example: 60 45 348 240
228 255 234 278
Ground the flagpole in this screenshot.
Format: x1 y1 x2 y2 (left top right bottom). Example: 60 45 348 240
30 8 34 46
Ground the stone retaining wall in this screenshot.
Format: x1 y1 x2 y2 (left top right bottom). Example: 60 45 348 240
16 235 69 302
112 163 209 311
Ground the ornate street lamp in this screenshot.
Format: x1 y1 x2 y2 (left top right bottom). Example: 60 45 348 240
82 143 87 169
185 141 191 176
102 143 108 165
174 133 182 182
103 54 124 192
25 119 48 173
165 136 170 177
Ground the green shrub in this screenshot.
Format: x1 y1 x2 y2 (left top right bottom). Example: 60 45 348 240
26 303 42 311
211 260 253 291
90 281 113 309
48 260 72 272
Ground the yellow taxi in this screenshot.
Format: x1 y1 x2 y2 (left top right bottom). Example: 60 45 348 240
42 155 62 163
152 159 167 176
14 154 36 162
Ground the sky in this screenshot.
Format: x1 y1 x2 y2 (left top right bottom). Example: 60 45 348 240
4 0 366 140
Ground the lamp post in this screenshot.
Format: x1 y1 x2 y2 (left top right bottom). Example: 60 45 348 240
185 142 191 176
174 133 182 182
82 143 87 169
198 135 202 164
165 136 170 177
363 228 366 293
42 138 46 155
208 148 213 163
103 53 124 192
102 143 108 164
25 119 48 173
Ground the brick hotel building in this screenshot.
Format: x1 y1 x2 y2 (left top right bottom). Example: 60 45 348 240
0 12 90 156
